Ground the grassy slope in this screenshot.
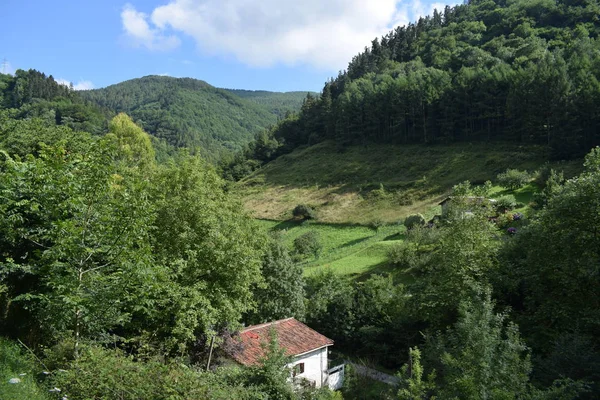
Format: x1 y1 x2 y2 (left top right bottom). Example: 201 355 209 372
243 141 582 278
239 141 580 224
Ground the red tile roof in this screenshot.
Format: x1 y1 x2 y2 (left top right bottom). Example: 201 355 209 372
226 318 334 366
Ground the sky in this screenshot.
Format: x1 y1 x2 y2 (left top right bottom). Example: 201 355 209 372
1 0 458 92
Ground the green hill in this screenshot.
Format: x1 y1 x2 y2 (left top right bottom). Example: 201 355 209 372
81 76 305 161
230 0 600 174
224 89 315 118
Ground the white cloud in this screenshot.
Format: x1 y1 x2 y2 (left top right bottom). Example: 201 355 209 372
123 0 460 70
121 3 181 51
57 79 95 91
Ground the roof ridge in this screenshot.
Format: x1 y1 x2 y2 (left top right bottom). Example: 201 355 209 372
240 317 295 333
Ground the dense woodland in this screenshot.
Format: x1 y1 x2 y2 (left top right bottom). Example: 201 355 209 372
226 0 600 178
81 76 308 162
1 0 600 398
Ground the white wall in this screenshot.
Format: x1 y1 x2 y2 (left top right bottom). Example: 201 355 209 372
288 347 328 387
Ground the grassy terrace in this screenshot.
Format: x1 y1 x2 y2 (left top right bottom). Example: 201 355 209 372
256 219 413 281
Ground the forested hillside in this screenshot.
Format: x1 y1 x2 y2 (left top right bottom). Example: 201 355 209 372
224 89 315 118
81 76 294 161
0 69 107 135
229 0 600 177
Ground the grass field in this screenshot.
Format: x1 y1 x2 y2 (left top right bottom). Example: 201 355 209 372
256 219 409 279
238 141 580 224
247 142 582 278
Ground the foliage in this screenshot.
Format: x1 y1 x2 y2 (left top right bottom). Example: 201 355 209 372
223 89 313 119
403 214 426 230
495 194 518 213
293 231 322 259
397 347 436 400
409 206 499 328
497 169 532 190
452 180 493 197
500 147 600 386
247 233 305 324
108 113 156 170
426 289 532 399
0 139 154 351
146 155 267 354
293 204 316 220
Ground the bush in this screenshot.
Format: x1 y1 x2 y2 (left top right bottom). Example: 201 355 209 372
367 184 391 201
495 195 517 213
497 169 531 190
293 231 322 258
292 204 315 220
404 214 426 230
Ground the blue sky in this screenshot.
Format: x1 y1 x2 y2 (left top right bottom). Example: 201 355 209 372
1 0 456 92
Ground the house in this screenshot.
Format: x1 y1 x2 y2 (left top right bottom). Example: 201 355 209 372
439 196 497 218
225 318 343 389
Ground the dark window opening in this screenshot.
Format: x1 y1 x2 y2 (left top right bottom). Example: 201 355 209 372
293 363 305 377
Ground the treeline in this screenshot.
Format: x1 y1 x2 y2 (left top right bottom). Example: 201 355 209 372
0 69 107 135
226 0 600 178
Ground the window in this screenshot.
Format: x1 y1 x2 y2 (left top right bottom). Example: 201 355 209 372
293 363 305 377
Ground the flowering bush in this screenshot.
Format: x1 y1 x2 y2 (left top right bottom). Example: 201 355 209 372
496 212 514 228
507 227 517 234
512 212 524 221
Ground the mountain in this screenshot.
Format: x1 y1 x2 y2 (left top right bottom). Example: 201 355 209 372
81 76 308 161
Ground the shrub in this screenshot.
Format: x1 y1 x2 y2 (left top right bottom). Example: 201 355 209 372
497 169 531 190
293 231 322 258
452 180 493 197
292 204 315 220
496 212 514 229
404 214 426 230
495 195 517 213
367 184 391 201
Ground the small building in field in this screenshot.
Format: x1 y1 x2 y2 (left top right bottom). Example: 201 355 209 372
225 318 343 389
439 196 497 217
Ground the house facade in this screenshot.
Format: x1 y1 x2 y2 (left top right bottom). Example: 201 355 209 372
225 318 343 389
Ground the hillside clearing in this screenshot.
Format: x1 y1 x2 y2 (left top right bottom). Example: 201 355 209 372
238 141 579 224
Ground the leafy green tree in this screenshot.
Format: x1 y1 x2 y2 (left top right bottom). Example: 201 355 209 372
292 204 315 220
504 147 600 356
409 205 499 328
426 289 531 400
497 169 531 190
404 214 426 230
108 113 156 171
397 347 436 400
247 233 305 324
0 140 154 355
147 155 266 353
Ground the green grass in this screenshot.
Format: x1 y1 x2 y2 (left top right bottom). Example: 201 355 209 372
238 141 581 224
257 219 407 279
0 338 48 400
